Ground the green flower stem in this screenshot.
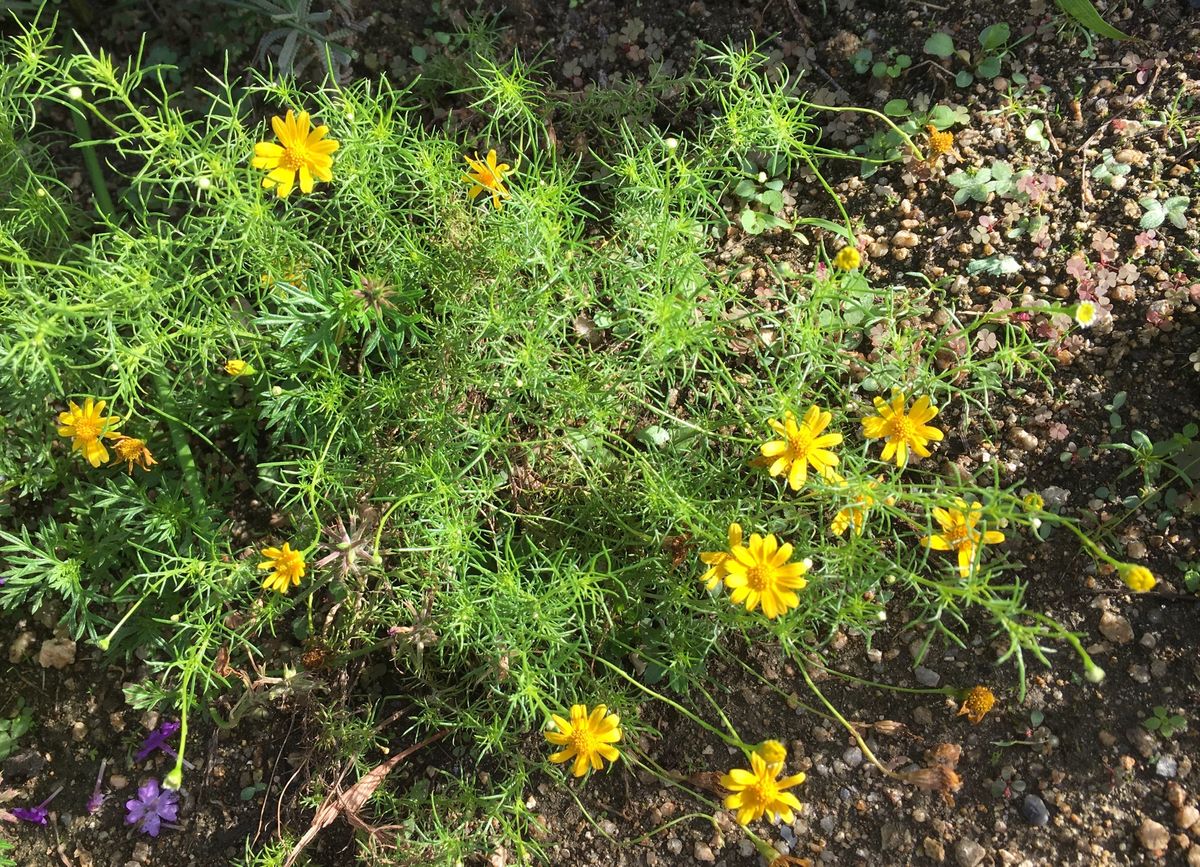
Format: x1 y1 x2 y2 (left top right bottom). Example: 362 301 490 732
798 663 898 779
95 594 147 651
68 102 116 222
149 368 206 523
803 100 926 162
589 654 748 751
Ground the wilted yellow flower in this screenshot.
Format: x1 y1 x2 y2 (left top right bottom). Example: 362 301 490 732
723 532 811 620
956 686 996 724
861 391 944 467
1022 492 1044 511
1074 301 1097 328
110 435 157 474
57 398 122 467
698 523 744 591
921 498 1005 578
463 149 512 209
720 750 806 826
926 124 954 158
833 246 861 270
1117 563 1155 592
753 739 788 770
831 482 876 537
259 542 306 594
544 704 622 777
761 406 843 491
252 109 339 198
224 359 254 377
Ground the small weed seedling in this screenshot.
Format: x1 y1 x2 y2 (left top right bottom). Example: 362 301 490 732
1138 195 1190 230
924 23 1014 88
1143 706 1188 739
0 698 34 761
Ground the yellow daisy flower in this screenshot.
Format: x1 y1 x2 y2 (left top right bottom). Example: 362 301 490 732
544 704 622 777
833 246 861 270
920 498 1005 577
463 149 512 209
956 685 996 724
723 532 811 620
1117 563 1155 592
259 542 306 594
698 523 744 591
224 359 254 377
109 435 157 474
720 750 806 826
761 406 843 491
57 398 122 467
252 109 339 198
861 391 944 467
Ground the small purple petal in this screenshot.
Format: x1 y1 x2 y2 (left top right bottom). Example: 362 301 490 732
12 806 48 825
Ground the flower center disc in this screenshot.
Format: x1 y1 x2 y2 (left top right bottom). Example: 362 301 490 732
281 147 305 171
745 565 771 591
890 415 916 442
74 418 101 440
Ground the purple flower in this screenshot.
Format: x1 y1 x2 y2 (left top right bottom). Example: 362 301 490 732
12 786 62 825
135 720 180 762
86 759 108 814
124 778 178 837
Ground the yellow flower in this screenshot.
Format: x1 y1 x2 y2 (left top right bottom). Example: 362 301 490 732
831 482 876 537
921 498 1005 578
224 359 254 377
698 523 744 590
723 532 811 620
753 739 788 770
252 109 339 198
1021 492 1044 511
544 704 622 777
720 750 806 826
259 542 306 594
463 149 512 209
57 398 122 467
761 406 843 491
1074 301 1097 328
926 124 954 158
861 391 944 467
1117 563 1155 592
833 246 861 270
956 686 996 724
109 435 157 474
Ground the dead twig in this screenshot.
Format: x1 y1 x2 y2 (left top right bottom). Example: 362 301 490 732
282 729 449 867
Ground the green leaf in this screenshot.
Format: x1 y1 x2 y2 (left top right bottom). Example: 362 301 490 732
884 98 910 117
976 54 1002 79
955 70 975 88
740 209 762 233
896 54 912 69
1054 0 1132 40
796 217 854 242
924 32 955 58
979 23 1011 51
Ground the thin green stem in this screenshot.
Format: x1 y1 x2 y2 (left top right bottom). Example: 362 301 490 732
69 103 116 222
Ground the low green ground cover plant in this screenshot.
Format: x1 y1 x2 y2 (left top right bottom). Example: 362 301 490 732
0 11 1160 864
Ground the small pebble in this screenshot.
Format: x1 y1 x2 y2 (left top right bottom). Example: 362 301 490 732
1098 611 1134 644
915 666 941 687
1157 756 1179 779
892 229 919 248
693 841 715 862
953 838 987 867
843 747 863 768
1137 817 1170 854
667 839 683 855
1021 794 1050 826
1176 805 1200 831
